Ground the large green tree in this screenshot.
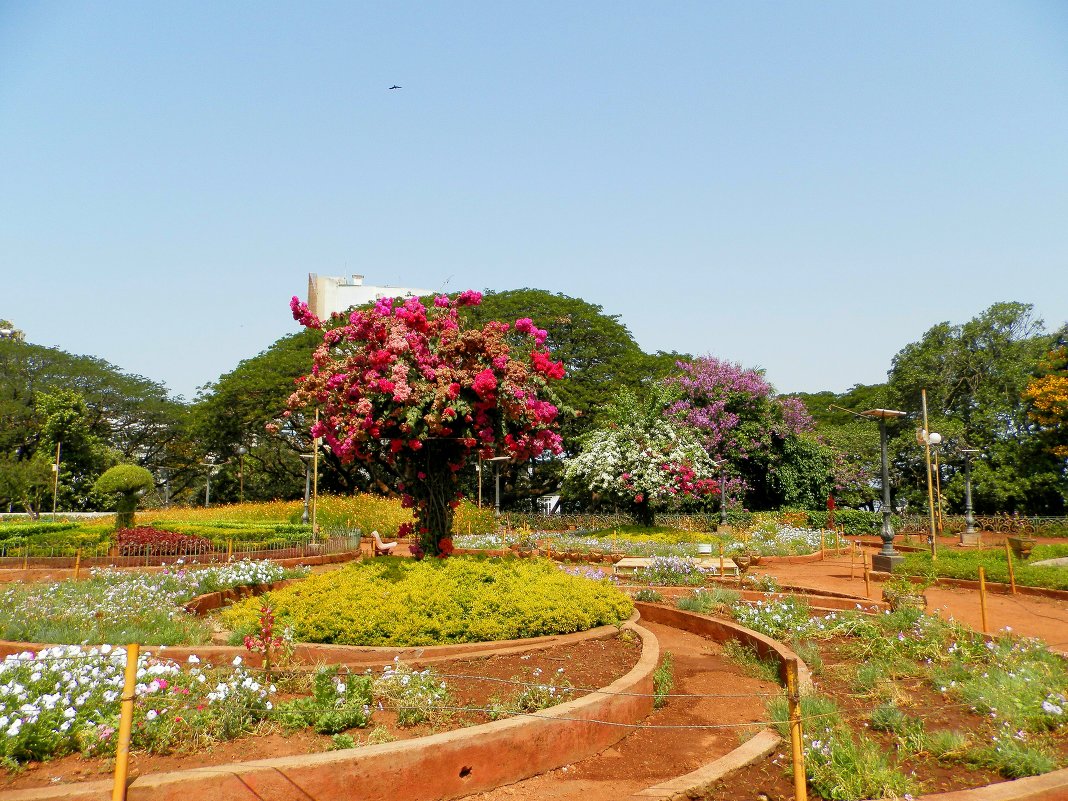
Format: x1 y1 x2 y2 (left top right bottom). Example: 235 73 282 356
462 288 688 511
886 302 1062 514
0 338 193 511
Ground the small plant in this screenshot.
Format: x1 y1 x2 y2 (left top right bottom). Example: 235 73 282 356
374 659 450 726
966 724 1059 778
242 604 293 676
487 666 573 719
722 641 781 684
634 588 664 602
653 652 674 709
329 733 357 750
676 585 740 615
273 666 374 734
926 729 970 758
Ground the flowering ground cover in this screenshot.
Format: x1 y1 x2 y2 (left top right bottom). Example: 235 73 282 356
220 557 633 646
0 631 639 789
0 560 306 646
454 523 834 559
682 594 1068 800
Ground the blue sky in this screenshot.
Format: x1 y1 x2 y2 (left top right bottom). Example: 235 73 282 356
2 2 1066 401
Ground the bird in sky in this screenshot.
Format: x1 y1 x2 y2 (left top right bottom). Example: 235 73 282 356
389 85 402 90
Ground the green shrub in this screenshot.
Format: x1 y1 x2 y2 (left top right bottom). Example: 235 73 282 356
222 557 634 646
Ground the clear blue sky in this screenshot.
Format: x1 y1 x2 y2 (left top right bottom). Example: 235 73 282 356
2 2 1066 401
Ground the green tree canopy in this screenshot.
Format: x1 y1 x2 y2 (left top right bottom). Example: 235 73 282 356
886 302 1062 514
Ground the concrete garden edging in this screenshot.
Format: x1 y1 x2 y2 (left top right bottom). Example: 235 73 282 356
632 605 1068 801
0 622 658 801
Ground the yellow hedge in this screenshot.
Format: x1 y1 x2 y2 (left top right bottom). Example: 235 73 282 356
221 557 632 646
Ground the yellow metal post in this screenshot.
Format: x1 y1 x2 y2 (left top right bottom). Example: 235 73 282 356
786 658 808 801
112 644 140 801
1004 542 1017 595
978 566 989 633
74 549 81 580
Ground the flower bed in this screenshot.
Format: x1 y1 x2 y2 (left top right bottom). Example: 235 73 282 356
221 557 633 646
679 592 1068 798
0 560 308 646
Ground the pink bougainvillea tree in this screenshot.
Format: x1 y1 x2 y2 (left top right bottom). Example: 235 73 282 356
281 292 565 556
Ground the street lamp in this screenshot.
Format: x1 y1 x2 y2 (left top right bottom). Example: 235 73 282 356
711 459 729 528
961 448 981 544
51 441 62 522
300 453 313 525
484 456 511 517
919 428 942 554
236 446 248 503
861 408 908 573
201 458 217 507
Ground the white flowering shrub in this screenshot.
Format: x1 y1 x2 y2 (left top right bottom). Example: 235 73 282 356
0 560 306 647
0 648 273 763
638 556 708 586
374 659 450 727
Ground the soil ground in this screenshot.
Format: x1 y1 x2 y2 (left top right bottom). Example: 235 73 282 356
0 634 641 791
3 532 1066 800
461 533 1068 801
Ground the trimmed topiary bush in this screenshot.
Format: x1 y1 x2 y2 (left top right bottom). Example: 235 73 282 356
93 464 154 530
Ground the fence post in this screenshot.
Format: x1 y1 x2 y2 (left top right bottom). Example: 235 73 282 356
864 552 871 598
112 643 140 801
978 566 989 634
74 549 82 580
786 658 808 801
1003 542 1017 595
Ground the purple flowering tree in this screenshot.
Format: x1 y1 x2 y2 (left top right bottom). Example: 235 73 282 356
665 357 834 510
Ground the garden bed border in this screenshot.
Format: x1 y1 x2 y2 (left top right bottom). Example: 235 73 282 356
0 621 658 801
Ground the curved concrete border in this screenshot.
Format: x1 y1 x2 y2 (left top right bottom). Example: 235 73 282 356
1 622 658 801
0 617 636 669
631 605 1068 801
630 730 782 800
634 602 813 691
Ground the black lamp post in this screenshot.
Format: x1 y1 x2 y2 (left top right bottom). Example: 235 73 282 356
862 408 907 573
961 448 981 544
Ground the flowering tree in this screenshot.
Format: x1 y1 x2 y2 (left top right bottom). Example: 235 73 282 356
1023 337 1068 460
562 388 718 526
665 357 834 509
281 292 564 556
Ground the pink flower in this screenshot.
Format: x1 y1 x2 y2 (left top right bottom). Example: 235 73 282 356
472 368 497 399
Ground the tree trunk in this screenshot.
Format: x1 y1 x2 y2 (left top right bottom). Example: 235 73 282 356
630 499 655 528
411 440 462 557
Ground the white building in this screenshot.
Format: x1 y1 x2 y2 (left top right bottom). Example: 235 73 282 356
307 274 434 319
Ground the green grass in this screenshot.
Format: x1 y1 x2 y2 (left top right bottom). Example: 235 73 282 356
653 652 674 709
900 545 1068 591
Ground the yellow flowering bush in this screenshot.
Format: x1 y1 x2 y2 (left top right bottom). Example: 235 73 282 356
221 557 632 646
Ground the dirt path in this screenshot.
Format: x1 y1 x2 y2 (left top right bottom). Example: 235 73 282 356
464 621 776 801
